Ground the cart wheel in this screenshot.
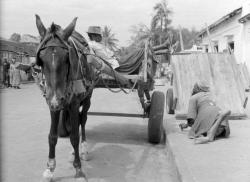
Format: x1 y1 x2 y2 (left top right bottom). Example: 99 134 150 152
58 110 71 137
166 88 175 114
148 91 165 144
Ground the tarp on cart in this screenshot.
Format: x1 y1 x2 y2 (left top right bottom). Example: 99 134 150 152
115 48 145 74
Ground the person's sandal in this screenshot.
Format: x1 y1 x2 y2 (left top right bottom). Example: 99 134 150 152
179 123 188 131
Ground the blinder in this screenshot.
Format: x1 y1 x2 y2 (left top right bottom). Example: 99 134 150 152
36 33 69 67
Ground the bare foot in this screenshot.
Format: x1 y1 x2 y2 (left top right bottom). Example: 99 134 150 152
179 123 188 131
194 136 210 144
219 110 231 121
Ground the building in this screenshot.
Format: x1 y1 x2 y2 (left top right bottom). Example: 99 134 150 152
198 1 250 70
0 37 38 84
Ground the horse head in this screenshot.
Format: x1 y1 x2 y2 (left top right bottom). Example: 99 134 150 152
35 15 79 111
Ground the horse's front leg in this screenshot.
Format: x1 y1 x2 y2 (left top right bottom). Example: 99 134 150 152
79 95 92 161
69 104 87 181
43 110 60 181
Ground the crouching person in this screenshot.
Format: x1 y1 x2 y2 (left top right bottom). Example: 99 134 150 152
179 80 231 144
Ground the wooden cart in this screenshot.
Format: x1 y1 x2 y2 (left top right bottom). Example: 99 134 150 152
88 41 165 144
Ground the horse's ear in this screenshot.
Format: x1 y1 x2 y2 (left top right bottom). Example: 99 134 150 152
35 14 46 39
62 17 78 41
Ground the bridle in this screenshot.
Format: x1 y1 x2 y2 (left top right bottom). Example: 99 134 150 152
35 32 100 103
36 35 78 104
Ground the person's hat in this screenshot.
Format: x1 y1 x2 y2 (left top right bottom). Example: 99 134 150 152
196 79 210 92
87 26 102 35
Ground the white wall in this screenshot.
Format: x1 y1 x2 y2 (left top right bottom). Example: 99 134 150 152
201 14 241 56
200 13 250 71
240 21 250 70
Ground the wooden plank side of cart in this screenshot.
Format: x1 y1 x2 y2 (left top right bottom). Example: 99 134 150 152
170 53 248 120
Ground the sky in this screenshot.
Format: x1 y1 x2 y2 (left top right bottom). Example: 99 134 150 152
0 0 246 47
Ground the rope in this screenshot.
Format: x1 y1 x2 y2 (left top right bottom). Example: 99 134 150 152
100 76 138 94
69 37 84 77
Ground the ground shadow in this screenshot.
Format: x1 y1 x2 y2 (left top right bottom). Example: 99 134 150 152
86 122 149 146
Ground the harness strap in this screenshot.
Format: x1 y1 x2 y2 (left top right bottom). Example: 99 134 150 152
69 37 84 77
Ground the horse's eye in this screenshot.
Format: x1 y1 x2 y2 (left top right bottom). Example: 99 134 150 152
40 50 46 56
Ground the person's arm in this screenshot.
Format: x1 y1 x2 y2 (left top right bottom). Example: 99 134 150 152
179 95 197 130
186 95 198 126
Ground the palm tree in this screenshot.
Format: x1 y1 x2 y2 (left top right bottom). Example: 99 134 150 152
129 23 152 48
102 26 119 52
151 0 172 44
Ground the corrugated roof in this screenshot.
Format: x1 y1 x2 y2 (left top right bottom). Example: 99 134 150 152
198 7 242 37
0 39 38 56
239 13 250 23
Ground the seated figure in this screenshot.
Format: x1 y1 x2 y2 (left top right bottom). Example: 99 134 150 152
179 80 231 144
86 26 119 69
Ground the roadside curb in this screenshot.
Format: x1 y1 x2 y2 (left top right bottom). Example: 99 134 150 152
164 111 250 182
164 114 195 182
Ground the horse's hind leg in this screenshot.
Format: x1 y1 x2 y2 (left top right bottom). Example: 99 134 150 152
79 95 92 161
69 104 87 181
43 110 60 181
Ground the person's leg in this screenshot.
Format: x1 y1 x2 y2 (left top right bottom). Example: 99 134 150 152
206 110 231 141
194 110 231 144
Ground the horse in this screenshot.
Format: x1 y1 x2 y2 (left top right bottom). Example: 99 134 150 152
35 14 94 181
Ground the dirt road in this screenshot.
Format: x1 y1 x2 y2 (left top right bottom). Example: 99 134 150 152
1 84 180 182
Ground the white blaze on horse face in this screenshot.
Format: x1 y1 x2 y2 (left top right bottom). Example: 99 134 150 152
52 52 55 67
51 93 59 107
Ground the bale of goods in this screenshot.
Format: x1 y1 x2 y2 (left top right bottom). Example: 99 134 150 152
171 53 247 119
238 63 250 90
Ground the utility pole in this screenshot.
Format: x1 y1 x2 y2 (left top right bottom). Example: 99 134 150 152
205 23 214 53
179 26 184 51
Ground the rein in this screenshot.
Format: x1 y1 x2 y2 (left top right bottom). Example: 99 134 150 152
35 32 138 101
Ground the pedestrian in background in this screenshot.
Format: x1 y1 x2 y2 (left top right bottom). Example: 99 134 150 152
9 59 21 89
9 59 15 87
3 58 10 87
12 59 21 89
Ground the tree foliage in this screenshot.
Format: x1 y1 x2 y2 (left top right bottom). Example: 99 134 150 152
129 23 152 48
128 0 199 52
179 27 199 50
9 33 21 42
129 0 175 48
102 26 119 52
151 0 172 44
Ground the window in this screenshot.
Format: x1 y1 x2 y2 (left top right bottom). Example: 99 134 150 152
205 45 209 52
228 41 234 54
214 45 218 52
213 41 219 52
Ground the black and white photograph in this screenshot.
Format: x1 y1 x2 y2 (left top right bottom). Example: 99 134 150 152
0 0 250 181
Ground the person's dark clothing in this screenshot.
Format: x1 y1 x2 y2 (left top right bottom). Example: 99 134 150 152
3 61 10 86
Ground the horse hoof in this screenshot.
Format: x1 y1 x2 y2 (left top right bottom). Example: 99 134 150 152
75 169 88 182
81 153 89 161
81 142 89 161
42 169 53 182
75 177 88 182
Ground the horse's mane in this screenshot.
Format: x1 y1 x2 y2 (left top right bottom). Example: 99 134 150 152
48 23 62 37
46 22 89 48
